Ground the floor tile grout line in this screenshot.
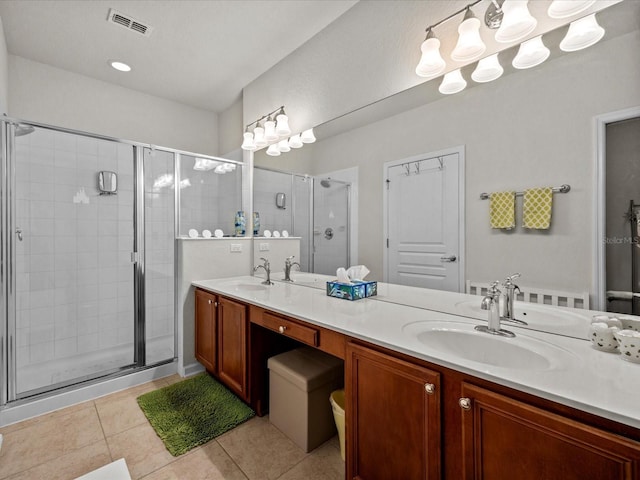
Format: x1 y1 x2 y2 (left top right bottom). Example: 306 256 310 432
214 437 252 480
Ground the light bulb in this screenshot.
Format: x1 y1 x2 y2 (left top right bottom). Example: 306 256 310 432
241 131 256 151
253 125 267 148
275 110 291 136
222 163 234 172
214 165 227 174
266 144 281 156
193 158 207 171
559 13 604 52
495 0 537 44
451 8 486 63
278 139 291 153
471 54 504 83
415 30 446 78
301 128 316 143
264 116 278 141
439 69 467 95
547 0 595 19
512 35 550 69
288 134 303 149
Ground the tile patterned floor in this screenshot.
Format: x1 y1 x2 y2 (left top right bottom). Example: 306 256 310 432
0 375 344 480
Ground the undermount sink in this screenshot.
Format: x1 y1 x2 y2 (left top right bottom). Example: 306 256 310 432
274 272 332 288
219 280 268 292
454 300 589 330
403 321 577 371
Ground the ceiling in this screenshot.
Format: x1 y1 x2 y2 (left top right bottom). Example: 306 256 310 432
0 0 358 113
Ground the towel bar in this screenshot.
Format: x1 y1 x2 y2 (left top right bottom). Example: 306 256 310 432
480 184 570 200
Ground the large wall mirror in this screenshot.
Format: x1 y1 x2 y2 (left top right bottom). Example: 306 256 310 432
253 1 640 335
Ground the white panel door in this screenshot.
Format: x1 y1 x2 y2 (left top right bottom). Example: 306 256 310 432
386 152 461 291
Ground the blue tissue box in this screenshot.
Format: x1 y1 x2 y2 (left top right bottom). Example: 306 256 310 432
326 280 377 301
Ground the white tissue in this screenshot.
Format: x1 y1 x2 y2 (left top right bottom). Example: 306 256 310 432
346 265 370 282
336 267 351 284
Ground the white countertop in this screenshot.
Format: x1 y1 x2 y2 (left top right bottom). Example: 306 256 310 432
193 275 640 430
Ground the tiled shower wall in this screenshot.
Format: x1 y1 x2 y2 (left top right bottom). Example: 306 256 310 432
14 128 136 392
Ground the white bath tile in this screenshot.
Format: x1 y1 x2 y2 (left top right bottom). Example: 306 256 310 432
98 250 118 267
99 282 118 300
116 250 132 266
77 333 99 353
118 298 134 314
17 327 30 347
30 307 53 328
117 142 134 164
55 304 77 324
30 340 54 363
118 220 134 236
77 204 98 222
54 287 77 306
55 316 78 339
55 235 78 254
31 272 55 291
31 236 55 255
98 236 118 254
17 346 30 367
118 235 134 252
30 289 55 311
30 164 56 184
76 169 96 187
98 203 119 220
54 131 77 152
30 254 55 272
16 254 29 274
118 281 134 298
98 220 118 236
31 324 55 344
77 300 98 317
98 138 117 157
77 135 98 155
16 272 30 292
30 181 55 201
55 269 77 289
118 174 134 191
99 298 118 318
117 326 133 344
77 315 99 336
77 252 98 269
77 152 98 170
16 198 29 219
54 253 77 270
16 290 30 311
15 236 29 256
54 184 79 203
97 267 117 285
98 155 118 172
77 283 98 302
76 236 98 254
98 328 118 348
16 164 30 184
117 190 134 206
29 144 55 165
30 218 54 236
54 202 76 220
29 200 55 219
16 309 31 328
54 149 77 169
77 268 99 285
54 218 77 237
118 266 132 282
55 337 77 358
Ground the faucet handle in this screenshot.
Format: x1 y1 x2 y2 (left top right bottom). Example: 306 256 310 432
285 255 295 264
488 280 501 297
260 257 269 266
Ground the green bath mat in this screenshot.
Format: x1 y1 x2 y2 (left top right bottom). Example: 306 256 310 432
137 373 255 456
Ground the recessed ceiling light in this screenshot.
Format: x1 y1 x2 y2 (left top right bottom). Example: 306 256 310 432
109 60 131 72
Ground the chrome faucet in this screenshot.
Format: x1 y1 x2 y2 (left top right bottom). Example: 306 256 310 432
283 256 301 282
475 281 515 338
502 273 527 325
254 257 274 285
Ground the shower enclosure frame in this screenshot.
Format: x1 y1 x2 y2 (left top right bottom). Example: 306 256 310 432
0 117 242 408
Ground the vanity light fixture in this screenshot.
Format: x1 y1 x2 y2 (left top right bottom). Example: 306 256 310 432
241 126 256 151
439 69 467 95
471 53 503 83
547 0 596 19
288 134 303 149
494 0 537 43
451 7 486 62
264 115 278 141
512 35 550 69
253 121 267 148
277 139 291 153
275 107 291 136
109 60 131 72
300 128 316 143
266 144 281 156
415 28 446 78
559 13 604 52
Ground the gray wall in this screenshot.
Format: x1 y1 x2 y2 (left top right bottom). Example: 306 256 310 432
8 55 220 155
0 17 8 115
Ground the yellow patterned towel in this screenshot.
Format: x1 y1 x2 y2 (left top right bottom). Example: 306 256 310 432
489 191 515 229
523 187 553 229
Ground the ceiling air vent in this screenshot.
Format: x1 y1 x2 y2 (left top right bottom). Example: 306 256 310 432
107 8 153 37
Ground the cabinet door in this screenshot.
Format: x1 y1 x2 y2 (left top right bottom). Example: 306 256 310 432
460 383 640 480
194 288 217 373
346 343 441 480
218 296 248 401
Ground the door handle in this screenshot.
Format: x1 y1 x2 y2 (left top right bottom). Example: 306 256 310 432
440 255 456 262
16 228 23 242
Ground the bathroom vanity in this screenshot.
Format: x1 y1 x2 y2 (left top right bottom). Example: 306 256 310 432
193 276 640 479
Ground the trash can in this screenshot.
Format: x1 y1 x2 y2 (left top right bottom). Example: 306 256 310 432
268 347 344 452
330 389 345 461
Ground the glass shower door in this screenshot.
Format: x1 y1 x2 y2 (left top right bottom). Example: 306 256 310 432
10 125 137 398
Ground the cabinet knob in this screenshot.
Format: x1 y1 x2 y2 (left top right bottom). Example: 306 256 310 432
278 325 287 334
459 397 472 410
214 301 218 307
208 299 212 304
424 383 436 395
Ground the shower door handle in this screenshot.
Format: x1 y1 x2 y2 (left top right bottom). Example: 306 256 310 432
15 228 23 242
440 255 456 262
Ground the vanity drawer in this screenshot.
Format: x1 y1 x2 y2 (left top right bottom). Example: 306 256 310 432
258 311 319 347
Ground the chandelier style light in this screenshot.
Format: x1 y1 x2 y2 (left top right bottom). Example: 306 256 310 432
414 0 606 96
241 106 316 155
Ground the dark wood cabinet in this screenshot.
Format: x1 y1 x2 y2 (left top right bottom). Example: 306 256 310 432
346 342 441 480
460 382 640 480
217 296 248 401
194 288 217 373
